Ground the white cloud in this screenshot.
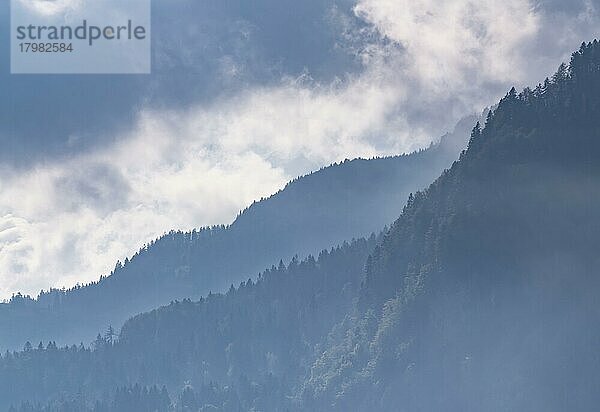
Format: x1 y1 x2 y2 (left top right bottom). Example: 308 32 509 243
355 0 540 86
0 68 415 300
354 0 600 113
18 0 83 16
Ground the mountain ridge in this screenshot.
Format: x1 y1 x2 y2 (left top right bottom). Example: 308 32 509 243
0 114 476 351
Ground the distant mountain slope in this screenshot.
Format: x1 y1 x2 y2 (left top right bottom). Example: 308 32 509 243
2 41 599 412
0 235 381 411
0 115 475 351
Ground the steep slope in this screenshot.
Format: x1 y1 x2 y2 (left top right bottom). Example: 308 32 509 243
0 116 475 351
303 42 600 411
0 235 381 411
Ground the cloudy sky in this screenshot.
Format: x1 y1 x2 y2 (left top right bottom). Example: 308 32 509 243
0 0 599 299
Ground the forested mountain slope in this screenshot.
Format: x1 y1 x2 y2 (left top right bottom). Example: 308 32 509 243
0 235 381 411
303 41 600 411
0 116 474 351
3 41 600 412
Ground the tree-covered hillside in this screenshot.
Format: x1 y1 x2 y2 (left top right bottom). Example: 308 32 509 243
4 38 600 412
0 235 381 411
303 41 600 411
0 116 474 352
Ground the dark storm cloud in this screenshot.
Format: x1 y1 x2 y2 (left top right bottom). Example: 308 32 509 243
0 0 365 166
